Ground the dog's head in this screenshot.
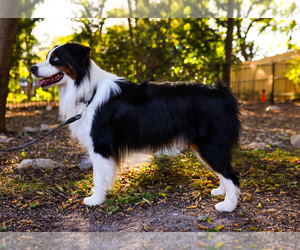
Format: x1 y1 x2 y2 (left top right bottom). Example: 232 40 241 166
31 43 91 89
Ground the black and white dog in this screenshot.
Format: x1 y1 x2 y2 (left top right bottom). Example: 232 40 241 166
31 43 241 212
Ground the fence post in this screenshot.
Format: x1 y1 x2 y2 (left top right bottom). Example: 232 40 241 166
251 64 255 100
270 62 275 104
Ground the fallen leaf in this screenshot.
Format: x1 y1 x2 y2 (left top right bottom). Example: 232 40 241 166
19 220 33 224
70 204 78 209
186 205 197 209
55 184 64 192
185 212 198 216
216 225 224 231
216 195 225 200
216 242 225 248
196 224 209 230
158 192 166 198
28 202 39 208
63 203 70 209
20 204 28 209
196 241 209 247
246 244 258 248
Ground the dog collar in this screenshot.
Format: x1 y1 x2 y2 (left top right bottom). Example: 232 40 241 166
77 88 97 106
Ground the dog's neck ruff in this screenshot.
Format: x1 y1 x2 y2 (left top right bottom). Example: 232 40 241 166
57 60 122 123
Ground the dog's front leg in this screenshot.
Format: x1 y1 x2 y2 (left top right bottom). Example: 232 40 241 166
83 152 117 206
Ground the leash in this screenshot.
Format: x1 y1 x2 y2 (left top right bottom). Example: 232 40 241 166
0 90 97 152
0 114 82 152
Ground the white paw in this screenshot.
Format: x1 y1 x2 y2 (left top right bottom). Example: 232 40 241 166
215 201 236 212
83 196 104 206
211 188 226 196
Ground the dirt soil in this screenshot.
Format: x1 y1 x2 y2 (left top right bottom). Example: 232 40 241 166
0 102 299 232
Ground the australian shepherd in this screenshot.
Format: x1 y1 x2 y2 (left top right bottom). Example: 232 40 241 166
31 43 241 212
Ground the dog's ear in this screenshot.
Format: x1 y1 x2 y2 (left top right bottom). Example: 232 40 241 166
62 43 91 87
66 43 91 65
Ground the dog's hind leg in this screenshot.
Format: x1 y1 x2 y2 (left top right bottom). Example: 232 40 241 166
211 173 226 196
190 143 240 212
214 174 240 212
83 152 117 206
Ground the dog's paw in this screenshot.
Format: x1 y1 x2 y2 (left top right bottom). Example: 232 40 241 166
83 196 104 206
211 187 226 196
215 201 236 212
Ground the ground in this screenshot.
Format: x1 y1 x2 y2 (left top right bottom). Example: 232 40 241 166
0 101 299 232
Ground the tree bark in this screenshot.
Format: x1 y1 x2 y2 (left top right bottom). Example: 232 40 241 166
223 18 234 88
0 18 19 133
222 0 234 88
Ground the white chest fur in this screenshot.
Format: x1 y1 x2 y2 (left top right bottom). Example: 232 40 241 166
57 61 122 152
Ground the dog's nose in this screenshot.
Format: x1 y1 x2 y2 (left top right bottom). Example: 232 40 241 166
31 66 38 74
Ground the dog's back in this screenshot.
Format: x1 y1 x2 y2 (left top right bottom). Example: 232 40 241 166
92 80 240 162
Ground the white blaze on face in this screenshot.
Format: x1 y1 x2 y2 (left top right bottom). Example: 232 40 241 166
36 46 61 78
34 45 70 88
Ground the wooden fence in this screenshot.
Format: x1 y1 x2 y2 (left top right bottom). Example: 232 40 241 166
230 50 300 103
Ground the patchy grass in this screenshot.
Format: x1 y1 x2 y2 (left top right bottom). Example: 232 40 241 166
1 149 299 211
234 148 299 191
98 149 299 215
1 148 299 232
101 152 218 214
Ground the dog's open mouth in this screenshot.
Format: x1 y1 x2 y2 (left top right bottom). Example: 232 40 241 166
38 73 64 88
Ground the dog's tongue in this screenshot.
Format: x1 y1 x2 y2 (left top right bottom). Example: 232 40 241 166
38 73 63 87
38 78 51 87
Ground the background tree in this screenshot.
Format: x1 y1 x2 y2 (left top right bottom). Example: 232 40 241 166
0 0 42 133
0 19 19 133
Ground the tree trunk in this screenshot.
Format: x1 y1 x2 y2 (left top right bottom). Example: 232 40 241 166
222 0 235 88
0 18 19 133
223 18 234 88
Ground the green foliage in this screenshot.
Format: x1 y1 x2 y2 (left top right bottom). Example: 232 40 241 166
31 88 53 102
9 18 41 103
286 56 300 88
69 18 223 83
7 92 28 104
10 19 40 81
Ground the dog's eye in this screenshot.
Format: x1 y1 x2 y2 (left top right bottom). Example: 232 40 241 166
51 56 60 63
